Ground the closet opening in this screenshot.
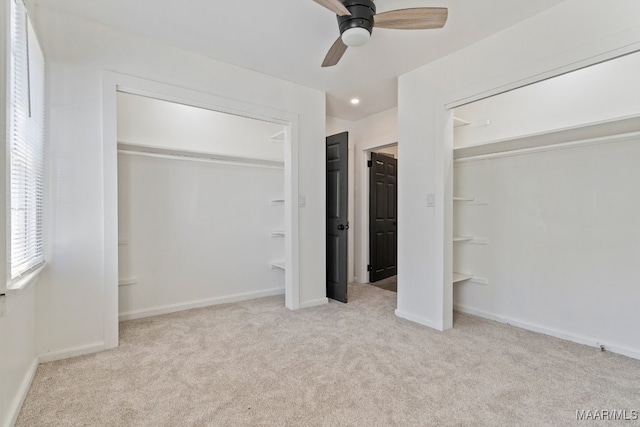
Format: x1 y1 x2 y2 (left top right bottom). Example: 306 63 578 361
115 91 292 322
448 51 640 356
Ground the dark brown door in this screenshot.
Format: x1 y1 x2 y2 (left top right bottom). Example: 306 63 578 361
326 132 349 302
369 152 397 282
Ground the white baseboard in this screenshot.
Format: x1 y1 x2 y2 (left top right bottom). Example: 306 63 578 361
119 287 286 321
38 341 107 364
454 304 640 361
395 309 442 330
299 297 328 309
4 357 38 427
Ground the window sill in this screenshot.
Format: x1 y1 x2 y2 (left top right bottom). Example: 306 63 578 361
6 263 46 295
0 264 44 317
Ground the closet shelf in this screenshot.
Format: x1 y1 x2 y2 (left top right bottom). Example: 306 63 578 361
269 130 285 143
454 114 640 159
270 261 285 270
118 278 138 287
453 236 489 245
454 116 470 128
453 273 472 283
117 142 284 169
271 231 285 237
453 197 489 205
453 273 489 285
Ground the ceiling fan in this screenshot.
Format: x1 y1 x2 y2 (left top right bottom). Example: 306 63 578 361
313 0 448 67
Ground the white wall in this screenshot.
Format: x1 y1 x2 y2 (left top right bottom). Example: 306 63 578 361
398 0 640 336
326 116 355 138
454 52 640 148
118 154 285 319
454 137 640 357
33 7 326 361
0 286 37 427
117 92 285 161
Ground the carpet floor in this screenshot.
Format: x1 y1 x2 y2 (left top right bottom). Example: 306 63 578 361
17 283 640 426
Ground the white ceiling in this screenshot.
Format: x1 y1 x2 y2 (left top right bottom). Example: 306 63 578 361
33 0 566 121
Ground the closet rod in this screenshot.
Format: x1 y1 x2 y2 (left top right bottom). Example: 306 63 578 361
118 143 284 170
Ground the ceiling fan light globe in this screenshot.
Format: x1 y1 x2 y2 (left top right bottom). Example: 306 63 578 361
341 27 370 47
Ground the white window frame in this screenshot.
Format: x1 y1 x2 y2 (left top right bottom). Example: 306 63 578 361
1 0 8 296
4 0 45 292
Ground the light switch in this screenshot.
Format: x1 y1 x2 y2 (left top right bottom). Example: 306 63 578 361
427 193 435 207
299 195 306 207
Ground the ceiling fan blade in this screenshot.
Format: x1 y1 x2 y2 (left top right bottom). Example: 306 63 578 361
322 37 348 67
374 7 448 30
312 0 351 16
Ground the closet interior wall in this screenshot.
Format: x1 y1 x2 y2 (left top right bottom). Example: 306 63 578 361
452 52 640 358
117 93 286 320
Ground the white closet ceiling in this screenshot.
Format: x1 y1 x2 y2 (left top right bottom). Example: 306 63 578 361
32 0 566 120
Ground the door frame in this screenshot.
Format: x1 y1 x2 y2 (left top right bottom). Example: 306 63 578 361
357 142 398 284
102 72 301 350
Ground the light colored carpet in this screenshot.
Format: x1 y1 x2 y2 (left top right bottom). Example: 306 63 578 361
17 283 640 426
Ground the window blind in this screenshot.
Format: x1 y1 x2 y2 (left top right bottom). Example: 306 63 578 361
9 0 45 279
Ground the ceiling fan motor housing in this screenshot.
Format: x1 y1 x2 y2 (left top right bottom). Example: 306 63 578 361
337 0 376 36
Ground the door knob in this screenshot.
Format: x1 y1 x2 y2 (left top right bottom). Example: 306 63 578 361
338 224 345 230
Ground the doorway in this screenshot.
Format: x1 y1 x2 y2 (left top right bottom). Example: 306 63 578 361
115 90 294 322
367 144 398 292
102 72 303 349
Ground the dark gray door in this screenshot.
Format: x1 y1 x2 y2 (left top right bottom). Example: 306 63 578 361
326 132 349 303
369 152 397 282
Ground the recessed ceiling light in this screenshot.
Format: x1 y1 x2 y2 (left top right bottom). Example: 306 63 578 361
350 98 360 105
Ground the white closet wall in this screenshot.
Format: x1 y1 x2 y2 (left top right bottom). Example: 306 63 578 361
118 154 284 319
454 137 640 356
117 93 285 320
118 92 285 161
454 52 640 148
453 53 640 358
